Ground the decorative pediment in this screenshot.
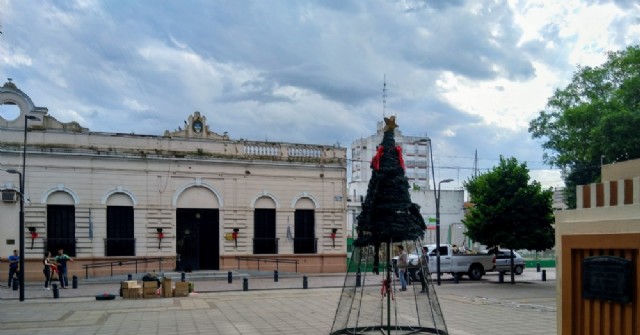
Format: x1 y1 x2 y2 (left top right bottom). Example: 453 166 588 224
0 79 87 133
164 111 229 140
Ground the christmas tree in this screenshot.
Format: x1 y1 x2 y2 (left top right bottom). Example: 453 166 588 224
354 116 426 274
331 116 448 335
354 115 426 247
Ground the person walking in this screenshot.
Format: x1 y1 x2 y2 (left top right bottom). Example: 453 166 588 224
396 245 408 291
417 246 429 293
7 250 19 287
55 248 74 288
43 251 53 290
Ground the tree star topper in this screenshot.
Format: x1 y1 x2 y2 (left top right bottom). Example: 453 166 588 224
383 115 397 132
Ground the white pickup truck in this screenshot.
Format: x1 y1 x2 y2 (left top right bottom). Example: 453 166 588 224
423 244 495 280
397 244 495 281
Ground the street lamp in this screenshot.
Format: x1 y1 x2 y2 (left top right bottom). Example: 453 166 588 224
436 178 453 286
8 114 40 302
5 169 24 300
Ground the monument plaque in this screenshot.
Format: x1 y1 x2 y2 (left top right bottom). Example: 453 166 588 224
582 256 633 304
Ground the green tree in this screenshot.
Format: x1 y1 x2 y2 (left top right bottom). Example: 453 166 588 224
529 45 640 208
463 157 555 282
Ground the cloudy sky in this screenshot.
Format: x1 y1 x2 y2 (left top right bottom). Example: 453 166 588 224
1 0 639 189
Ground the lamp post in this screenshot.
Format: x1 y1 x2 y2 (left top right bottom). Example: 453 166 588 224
436 178 453 286
8 115 40 301
5 169 24 300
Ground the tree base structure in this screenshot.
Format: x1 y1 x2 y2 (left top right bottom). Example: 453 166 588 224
331 239 448 335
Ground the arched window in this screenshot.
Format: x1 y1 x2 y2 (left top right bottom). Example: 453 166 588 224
106 193 135 256
46 192 76 256
254 196 277 254
294 198 316 254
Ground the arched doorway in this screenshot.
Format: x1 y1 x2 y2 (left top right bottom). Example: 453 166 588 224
46 191 77 256
176 186 220 271
294 197 316 254
105 192 135 256
253 196 278 254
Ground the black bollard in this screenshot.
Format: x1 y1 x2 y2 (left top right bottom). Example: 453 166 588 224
227 271 233 284
72 275 78 289
181 272 186 282
536 262 541 272
243 277 249 291
127 273 133 280
542 269 547 282
355 272 362 287
303 276 308 289
12 277 19 291
52 283 60 299
454 273 460 284
498 272 504 283
274 270 278 282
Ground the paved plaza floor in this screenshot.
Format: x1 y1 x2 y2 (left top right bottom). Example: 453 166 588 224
0 268 556 335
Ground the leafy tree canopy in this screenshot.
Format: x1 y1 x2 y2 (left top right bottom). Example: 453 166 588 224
463 157 555 252
529 45 640 208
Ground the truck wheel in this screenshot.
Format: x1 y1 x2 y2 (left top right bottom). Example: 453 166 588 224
514 265 524 275
468 265 484 280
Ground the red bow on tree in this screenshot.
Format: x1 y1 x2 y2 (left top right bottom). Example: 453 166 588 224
371 146 385 171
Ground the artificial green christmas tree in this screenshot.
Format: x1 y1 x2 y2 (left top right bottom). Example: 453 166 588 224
355 116 426 273
355 116 426 243
331 116 448 334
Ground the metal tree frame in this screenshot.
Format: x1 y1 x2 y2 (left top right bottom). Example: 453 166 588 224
331 238 448 335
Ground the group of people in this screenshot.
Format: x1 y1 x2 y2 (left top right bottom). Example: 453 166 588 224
5 249 74 290
395 244 430 293
43 249 74 289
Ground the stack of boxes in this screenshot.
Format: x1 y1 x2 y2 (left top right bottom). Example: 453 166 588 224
120 277 192 299
161 277 173 298
143 281 158 298
174 281 190 297
121 280 142 299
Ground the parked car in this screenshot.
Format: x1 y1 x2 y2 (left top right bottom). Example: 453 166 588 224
394 244 496 281
492 249 525 275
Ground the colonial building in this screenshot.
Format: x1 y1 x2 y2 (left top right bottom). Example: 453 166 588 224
0 81 347 280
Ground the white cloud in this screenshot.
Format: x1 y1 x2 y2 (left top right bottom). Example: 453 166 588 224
437 61 560 130
1 52 32 67
3 0 639 189
122 98 150 112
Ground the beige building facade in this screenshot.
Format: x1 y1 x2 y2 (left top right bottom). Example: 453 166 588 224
0 81 347 280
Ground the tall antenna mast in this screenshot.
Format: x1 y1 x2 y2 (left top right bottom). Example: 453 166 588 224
382 74 387 117
474 149 478 178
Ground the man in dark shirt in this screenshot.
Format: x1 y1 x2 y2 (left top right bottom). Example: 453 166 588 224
7 250 19 287
55 248 74 288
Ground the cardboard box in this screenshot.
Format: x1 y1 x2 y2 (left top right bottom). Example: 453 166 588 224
161 278 172 298
121 280 139 289
174 282 190 297
143 286 158 298
132 287 143 299
143 281 157 288
123 287 142 299
122 288 131 299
